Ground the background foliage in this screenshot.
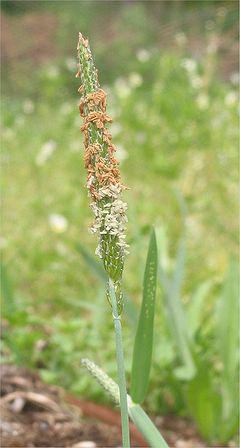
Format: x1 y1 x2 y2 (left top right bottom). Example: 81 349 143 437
1 1 238 444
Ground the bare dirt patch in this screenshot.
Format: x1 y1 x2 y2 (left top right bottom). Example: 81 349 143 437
0 363 227 448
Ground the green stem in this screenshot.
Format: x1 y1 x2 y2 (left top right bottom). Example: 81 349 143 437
109 278 131 448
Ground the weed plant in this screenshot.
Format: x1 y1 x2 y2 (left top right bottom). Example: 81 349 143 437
1 15 238 447
76 32 169 447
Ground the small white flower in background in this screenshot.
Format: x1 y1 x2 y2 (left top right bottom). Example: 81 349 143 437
214 360 224 372
47 65 59 79
205 20 215 31
56 242 68 256
116 144 128 162
72 441 96 448
2 128 14 140
49 214 68 233
217 6 227 18
181 58 197 74
211 112 227 128
218 152 228 165
36 140 57 166
60 102 72 115
182 123 196 139
185 215 202 239
230 72 239 86
110 123 122 137
23 99 34 114
225 91 238 107
70 140 81 153
114 78 131 98
136 132 146 143
207 38 218 55
65 57 76 72
175 32 187 46
0 237 8 249
196 93 209 110
191 75 204 89
136 48 150 63
191 153 205 170
128 72 143 88
15 116 25 127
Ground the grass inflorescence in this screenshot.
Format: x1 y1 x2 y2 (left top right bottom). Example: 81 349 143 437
77 33 129 314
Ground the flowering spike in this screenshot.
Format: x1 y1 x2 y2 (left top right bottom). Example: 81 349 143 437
77 33 129 313
81 358 120 404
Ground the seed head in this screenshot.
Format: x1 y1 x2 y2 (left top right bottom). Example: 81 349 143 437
81 358 120 404
77 33 129 305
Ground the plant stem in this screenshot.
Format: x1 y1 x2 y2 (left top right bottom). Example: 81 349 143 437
109 278 130 448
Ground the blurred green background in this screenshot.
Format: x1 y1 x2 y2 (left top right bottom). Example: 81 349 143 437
1 1 239 444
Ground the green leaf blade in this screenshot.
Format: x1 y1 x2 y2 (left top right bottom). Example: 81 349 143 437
215 257 238 381
128 403 169 448
1 262 15 317
131 228 158 403
157 232 196 379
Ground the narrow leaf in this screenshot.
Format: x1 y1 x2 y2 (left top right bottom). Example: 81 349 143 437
172 235 186 297
157 234 196 379
128 403 169 448
1 262 15 316
215 258 238 380
186 280 213 339
215 258 239 428
131 228 158 403
186 361 221 441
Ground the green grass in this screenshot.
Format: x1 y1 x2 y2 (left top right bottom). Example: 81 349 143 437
1 6 238 444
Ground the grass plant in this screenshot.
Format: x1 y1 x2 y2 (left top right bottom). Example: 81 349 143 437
1 12 238 446
76 32 168 448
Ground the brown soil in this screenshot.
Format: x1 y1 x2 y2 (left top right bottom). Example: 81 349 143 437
0 363 229 448
1 12 59 66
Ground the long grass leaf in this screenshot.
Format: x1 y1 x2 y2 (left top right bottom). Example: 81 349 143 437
157 235 195 379
1 262 15 316
131 228 158 403
215 257 238 428
186 280 213 339
172 235 186 298
128 403 169 448
216 257 238 380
